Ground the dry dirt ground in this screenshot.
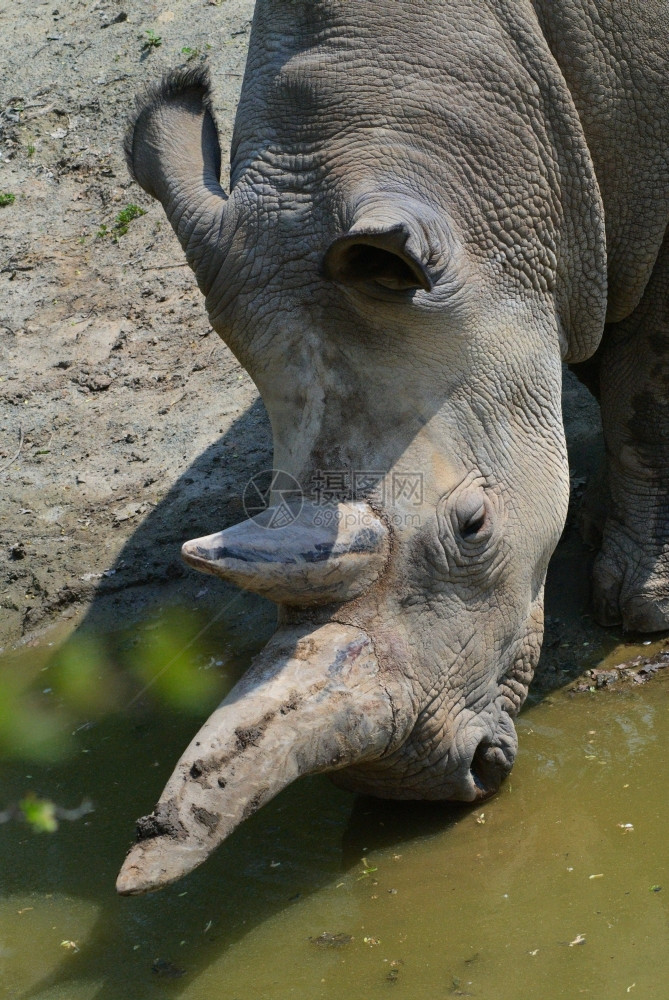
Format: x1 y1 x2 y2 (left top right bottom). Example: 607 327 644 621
0 0 631 688
0 0 273 650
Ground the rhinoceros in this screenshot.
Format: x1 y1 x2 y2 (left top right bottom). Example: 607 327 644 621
116 0 669 894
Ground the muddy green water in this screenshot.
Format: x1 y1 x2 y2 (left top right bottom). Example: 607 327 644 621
2 621 669 1000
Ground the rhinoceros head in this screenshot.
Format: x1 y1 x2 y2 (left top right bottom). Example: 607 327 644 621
118 0 607 895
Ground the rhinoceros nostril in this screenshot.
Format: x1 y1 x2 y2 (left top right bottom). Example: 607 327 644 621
470 738 511 799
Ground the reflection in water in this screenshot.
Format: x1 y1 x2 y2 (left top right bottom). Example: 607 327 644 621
1 614 669 999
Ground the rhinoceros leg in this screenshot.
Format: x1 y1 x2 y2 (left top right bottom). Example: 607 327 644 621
592 230 669 632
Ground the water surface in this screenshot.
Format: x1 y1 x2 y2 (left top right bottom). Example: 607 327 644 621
1 620 668 999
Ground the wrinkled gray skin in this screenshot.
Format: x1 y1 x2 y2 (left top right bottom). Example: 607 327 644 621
116 0 669 894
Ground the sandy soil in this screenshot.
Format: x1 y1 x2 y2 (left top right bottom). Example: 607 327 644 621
0 0 623 686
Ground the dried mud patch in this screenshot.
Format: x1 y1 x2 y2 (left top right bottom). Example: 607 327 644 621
0 0 269 648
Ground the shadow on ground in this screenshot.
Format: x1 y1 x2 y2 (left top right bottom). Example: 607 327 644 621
77 395 275 645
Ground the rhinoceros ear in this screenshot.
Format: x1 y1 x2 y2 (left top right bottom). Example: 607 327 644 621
126 67 232 296
323 224 433 292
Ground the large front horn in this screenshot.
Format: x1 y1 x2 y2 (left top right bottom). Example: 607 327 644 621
181 500 389 605
116 623 413 895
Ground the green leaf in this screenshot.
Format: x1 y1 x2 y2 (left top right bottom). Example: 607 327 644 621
20 794 58 833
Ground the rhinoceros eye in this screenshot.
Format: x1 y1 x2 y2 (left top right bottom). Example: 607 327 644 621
456 495 488 540
437 481 502 570
462 506 486 537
